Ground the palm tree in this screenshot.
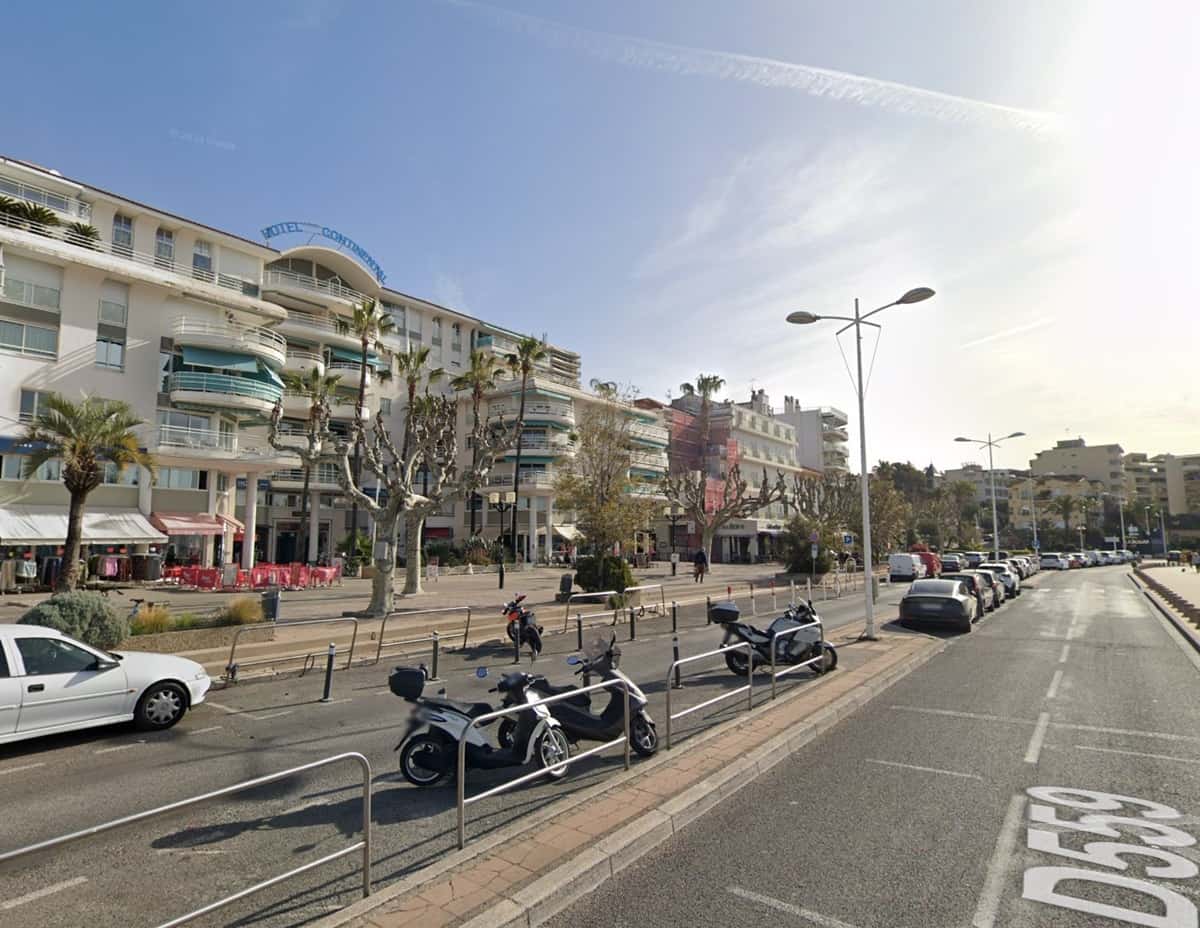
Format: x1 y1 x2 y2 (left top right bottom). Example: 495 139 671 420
1052 495 1077 546
13 201 60 235
281 367 342 563
692 374 725 452
21 394 154 592
0 195 20 226
506 337 548 558
64 222 101 249
337 299 395 548
451 349 501 537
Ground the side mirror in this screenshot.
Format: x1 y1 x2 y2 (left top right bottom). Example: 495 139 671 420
93 659 120 672
475 666 489 678
566 655 582 665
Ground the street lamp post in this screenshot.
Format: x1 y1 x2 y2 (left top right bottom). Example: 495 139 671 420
1145 505 1152 552
786 286 936 640
488 491 516 588
954 431 1026 561
1159 508 1170 558
1028 479 1040 551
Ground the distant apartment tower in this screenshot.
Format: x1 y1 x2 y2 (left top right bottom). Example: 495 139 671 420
1030 438 1125 495
776 397 850 474
942 462 1029 505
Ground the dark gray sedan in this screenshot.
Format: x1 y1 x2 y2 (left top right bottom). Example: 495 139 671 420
898 578 978 633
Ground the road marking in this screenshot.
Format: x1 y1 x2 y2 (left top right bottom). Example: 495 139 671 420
971 794 1026 928
865 758 983 781
1 876 88 910
320 698 352 706
1057 644 1070 664
94 741 145 755
250 710 293 721
204 700 241 714
1045 670 1063 700
0 762 46 777
1025 712 1051 764
1052 721 1200 744
373 689 393 696
889 705 1034 726
205 701 293 722
728 886 862 928
188 726 223 735
1074 744 1200 765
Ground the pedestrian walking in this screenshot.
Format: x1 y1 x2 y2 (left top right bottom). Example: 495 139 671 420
692 547 708 583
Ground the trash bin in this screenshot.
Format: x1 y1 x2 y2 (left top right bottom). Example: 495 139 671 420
261 587 281 622
555 572 574 603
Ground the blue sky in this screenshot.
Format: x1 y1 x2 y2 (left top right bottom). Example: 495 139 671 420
7 0 1198 470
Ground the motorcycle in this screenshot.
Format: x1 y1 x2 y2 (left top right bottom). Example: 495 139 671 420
391 664 571 787
503 593 544 658
499 633 658 757
711 599 838 677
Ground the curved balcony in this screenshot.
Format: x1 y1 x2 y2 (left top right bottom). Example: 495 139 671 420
168 372 282 417
153 425 298 470
282 391 369 421
271 464 341 490
486 471 557 495
488 399 574 427
283 349 325 376
630 421 669 447
500 435 577 457
171 317 286 369
328 360 371 390
275 309 363 352
263 269 368 308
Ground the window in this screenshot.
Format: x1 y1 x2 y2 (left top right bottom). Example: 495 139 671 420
95 336 125 370
0 642 8 677
383 301 406 334
16 637 99 675
112 215 133 256
157 409 210 431
192 241 213 281
18 389 54 423
451 323 462 352
0 320 58 358
102 461 138 485
159 351 175 393
380 398 392 415
155 467 207 490
2 456 22 479
2 456 62 481
217 473 229 492
155 228 175 269
431 319 442 347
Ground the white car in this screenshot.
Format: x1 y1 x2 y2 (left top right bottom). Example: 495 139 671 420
0 624 211 745
888 553 926 583
1040 552 1070 570
979 562 1021 597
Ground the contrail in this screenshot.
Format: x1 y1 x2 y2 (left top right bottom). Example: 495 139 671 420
441 0 1063 135
961 317 1054 349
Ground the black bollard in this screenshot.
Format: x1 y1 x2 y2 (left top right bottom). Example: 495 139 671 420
672 635 682 689
498 560 505 590
671 600 678 633
320 642 335 703
629 605 637 640
575 614 583 651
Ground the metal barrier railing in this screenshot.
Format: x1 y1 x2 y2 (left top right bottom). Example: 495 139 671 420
0 752 372 927
371 605 470 651
457 679 631 848
622 583 667 616
375 632 440 679
664 641 754 750
562 590 618 629
573 609 623 650
768 619 824 699
225 617 360 682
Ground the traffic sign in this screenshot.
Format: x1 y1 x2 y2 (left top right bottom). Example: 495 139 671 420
842 533 854 546
809 530 820 543
810 543 819 562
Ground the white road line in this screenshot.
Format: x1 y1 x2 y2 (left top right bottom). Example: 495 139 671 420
865 759 983 781
94 742 145 755
1 876 88 910
320 698 352 706
188 726 223 735
203 700 241 715
1075 744 1200 765
0 762 46 777
889 705 1035 726
1045 669 1063 700
1052 721 1200 744
205 701 293 721
249 710 293 721
971 794 1026 928
728 886 862 928
1058 643 1070 664
373 689 393 696
1024 712 1051 764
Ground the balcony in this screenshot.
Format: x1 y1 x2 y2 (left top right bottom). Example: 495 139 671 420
327 360 371 389
822 425 849 442
272 464 341 490
153 425 298 470
168 371 282 417
0 174 92 222
630 422 669 446
819 406 849 427
171 317 286 369
502 435 577 457
283 349 324 376
282 391 369 421
275 309 362 351
487 471 557 492
629 448 669 472
263 268 368 307
488 399 575 426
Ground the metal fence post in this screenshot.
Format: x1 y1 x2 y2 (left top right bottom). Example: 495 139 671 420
671 600 678 632
672 635 682 689
320 643 335 703
361 767 372 898
750 581 757 616
512 624 521 665
575 614 583 651
460 607 472 650
790 579 796 603
706 595 712 624
771 579 777 611
622 681 631 770
629 605 637 640
430 631 440 681
746 643 754 711
806 577 812 601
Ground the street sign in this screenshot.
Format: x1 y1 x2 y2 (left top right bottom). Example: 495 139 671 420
810 543 819 562
842 532 854 546
1104 536 1119 543
809 530 820 543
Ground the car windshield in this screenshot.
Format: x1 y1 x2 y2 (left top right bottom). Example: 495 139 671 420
909 580 960 595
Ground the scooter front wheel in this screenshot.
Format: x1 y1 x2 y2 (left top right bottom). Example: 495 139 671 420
814 642 838 674
400 734 449 787
497 718 516 749
536 728 571 779
631 713 658 757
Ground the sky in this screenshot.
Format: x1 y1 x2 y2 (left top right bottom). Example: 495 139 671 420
6 0 1198 474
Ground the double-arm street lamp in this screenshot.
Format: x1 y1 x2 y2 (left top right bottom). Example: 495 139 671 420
954 431 1026 560
786 286 936 640
489 491 516 588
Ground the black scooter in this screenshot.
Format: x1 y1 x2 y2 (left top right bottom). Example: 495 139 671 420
499 634 658 757
711 599 837 677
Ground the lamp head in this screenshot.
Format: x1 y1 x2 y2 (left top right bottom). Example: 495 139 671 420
786 311 820 325
1005 431 1027 440
897 287 936 304
953 436 972 443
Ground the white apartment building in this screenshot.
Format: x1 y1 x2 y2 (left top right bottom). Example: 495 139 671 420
1030 438 1126 496
0 155 602 573
941 463 1029 505
776 398 850 474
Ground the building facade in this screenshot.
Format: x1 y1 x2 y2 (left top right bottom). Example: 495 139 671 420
942 463 1029 505
1029 438 1126 495
775 398 850 474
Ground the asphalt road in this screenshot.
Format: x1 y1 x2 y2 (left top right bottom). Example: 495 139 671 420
0 585 898 928
545 565 1200 928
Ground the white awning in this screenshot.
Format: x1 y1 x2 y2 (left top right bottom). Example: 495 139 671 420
553 524 582 541
0 505 167 545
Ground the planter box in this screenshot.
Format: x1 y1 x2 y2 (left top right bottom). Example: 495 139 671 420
118 621 275 655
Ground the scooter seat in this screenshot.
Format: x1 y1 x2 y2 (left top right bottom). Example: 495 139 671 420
421 696 494 719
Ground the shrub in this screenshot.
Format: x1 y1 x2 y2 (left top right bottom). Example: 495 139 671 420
574 555 634 594
20 592 128 648
129 604 172 636
220 596 263 625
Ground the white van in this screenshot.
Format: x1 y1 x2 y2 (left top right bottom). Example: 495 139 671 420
888 553 926 583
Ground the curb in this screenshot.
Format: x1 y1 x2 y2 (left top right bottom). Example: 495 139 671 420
1129 573 1200 656
314 627 946 928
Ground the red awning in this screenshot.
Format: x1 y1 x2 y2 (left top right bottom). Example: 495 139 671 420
423 527 452 539
150 512 244 537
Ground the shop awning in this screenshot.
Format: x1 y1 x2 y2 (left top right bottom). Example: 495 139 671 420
0 506 166 545
553 524 582 541
180 346 260 372
328 346 382 367
150 512 244 537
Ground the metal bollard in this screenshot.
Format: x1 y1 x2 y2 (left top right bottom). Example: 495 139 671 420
629 605 637 640
672 635 682 688
512 623 521 664
727 584 732 599
706 595 712 624
750 582 757 616
320 642 335 703
671 600 678 633
430 631 440 681
771 579 777 611
806 577 812 601
575 614 584 651
790 579 796 603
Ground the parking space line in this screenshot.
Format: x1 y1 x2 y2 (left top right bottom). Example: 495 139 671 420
188 726 223 735
971 795 1026 928
865 759 983 781
1052 721 1200 744
1045 670 1063 700
889 705 1035 726
94 741 145 755
250 710 293 721
203 701 293 722
728 886 861 928
0 762 46 777
1 876 88 910
1024 712 1050 763
1075 744 1200 765
1057 644 1070 663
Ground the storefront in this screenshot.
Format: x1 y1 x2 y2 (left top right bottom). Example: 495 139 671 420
714 518 786 563
149 512 243 568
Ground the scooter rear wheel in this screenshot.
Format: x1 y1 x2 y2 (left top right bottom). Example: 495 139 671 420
814 642 838 674
497 718 516 749
631 713 658 757
400 734 448 787
725 649 751 676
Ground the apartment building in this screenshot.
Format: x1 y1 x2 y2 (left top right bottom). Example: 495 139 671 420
0 155 593 571
941 463 1029 505
775 398 850 474
1008 473 1106 533
1123 453 1170 510
1164 453 1200 516
1029 438 1125 495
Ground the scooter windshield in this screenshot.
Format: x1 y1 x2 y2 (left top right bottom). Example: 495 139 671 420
582 633 616 663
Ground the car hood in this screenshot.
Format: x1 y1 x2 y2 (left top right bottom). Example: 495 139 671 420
109 649 208 685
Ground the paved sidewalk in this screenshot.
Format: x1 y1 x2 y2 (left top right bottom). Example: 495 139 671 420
316 621 944 928
1141 562 1200 610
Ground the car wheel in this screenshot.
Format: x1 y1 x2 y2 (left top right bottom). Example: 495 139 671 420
135 682 189 731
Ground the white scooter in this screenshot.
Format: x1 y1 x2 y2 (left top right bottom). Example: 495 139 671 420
392 665 571 787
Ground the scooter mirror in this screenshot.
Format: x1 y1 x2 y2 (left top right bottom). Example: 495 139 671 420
566 655 582 665
475 666 489 678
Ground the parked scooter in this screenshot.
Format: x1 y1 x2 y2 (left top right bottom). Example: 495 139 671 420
710 600 838 677
499 633 658 757
503 594 543 657
392 664 570 787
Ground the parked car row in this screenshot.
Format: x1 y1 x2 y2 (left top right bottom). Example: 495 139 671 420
1039 549 1134 570
898 553 1036 634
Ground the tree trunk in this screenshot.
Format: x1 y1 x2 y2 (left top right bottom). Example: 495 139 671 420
701 525 715 564
299 465 311 564
403 511 425 594
349 337 370 547
364 516 397 616
468 391 480 537
57 491 87 592
510 373 529 556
